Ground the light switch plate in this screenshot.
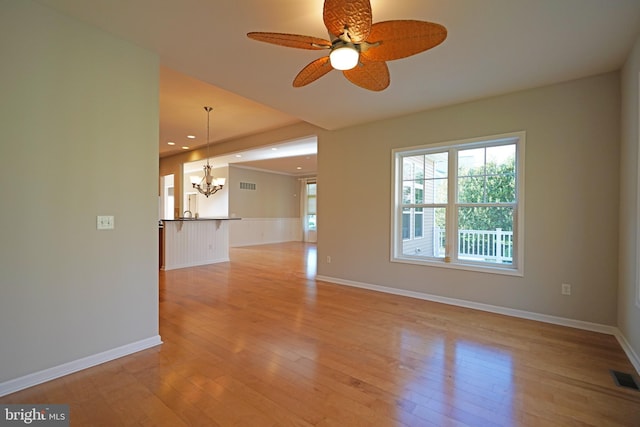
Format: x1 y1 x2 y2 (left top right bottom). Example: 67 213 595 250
97 215 115 230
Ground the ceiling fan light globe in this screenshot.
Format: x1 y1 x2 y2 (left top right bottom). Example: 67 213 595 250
330 45 359 70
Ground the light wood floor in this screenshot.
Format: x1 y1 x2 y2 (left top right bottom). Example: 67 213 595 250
2 242 639 426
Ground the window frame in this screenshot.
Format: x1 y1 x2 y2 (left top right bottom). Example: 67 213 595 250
391 131 525 276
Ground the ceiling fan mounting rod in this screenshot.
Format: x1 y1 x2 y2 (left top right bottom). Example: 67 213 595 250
332 39 359 52
338 27 352 43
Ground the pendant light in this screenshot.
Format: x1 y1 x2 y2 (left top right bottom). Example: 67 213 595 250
192 106 225 197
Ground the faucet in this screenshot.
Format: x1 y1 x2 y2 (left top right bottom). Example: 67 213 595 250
183 210 192 218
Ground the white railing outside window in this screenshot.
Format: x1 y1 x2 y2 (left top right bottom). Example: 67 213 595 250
435 227 513 264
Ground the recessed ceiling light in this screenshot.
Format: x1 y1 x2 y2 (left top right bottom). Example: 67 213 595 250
187 135 196 139
181 146 189 150
235 154 242 158
296 166 302 170
271 147 278 151
167 141 175 146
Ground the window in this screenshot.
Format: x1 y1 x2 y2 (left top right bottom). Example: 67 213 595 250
306 182 317 231
392 132 525 275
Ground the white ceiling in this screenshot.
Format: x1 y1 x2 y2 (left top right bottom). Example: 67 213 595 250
37 0 640 174
157 66 302 159
183 136 318 177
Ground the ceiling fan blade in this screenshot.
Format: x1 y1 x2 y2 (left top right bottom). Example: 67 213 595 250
323 0 372 43
362 20 447 62
343 59 389 91
247 32 331 50
293 56 333 87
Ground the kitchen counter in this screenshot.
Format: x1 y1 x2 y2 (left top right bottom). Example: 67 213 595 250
160 217 241 270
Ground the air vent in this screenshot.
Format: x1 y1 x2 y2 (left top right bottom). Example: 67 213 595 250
610 370 639 391
239 182 256 190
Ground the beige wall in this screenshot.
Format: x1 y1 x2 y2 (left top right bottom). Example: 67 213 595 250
619 34 640 360
0 1 159 382
227 167 302 246
229 166 300 218
318 72 621 325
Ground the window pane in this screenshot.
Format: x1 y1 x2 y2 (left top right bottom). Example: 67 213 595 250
458 144 516 203
405 152 448 204
486 175 515 202
414 211 423 238
402 208 446 258
458 148 485 175
402 185 412 204
403 156 424 180
307 183 317 196
425 153 448 204
457 176 484 203
415 188 424 204
487 144 515 167
424 178 447 203
402 211 410 240
307 214 316 230
403 182 424 205
457 206 513 265
427 152 448 178
307 196 316 214
487 144 515 203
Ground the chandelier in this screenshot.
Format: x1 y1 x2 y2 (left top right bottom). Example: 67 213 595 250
192 106 225 197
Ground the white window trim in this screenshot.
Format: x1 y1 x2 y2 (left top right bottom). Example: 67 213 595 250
391 131 526 277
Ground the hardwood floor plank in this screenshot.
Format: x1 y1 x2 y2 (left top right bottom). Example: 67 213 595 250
2 242 639 426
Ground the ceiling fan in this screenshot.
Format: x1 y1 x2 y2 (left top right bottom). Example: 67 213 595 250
247 0 447 91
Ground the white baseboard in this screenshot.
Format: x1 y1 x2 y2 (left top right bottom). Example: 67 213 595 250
231 239 300 248
613 329 640 375
316 275 639 374
162 257 230 271
0 335 162 397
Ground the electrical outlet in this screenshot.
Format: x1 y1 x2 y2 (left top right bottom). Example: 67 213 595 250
561 283 571 296
326 255 331 263
97 215 115 230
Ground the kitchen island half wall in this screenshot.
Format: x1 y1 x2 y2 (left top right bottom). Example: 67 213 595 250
160 218 240 270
